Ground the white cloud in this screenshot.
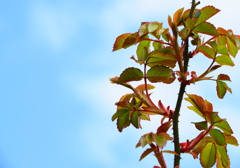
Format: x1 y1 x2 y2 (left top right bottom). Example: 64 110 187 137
29 1 83 51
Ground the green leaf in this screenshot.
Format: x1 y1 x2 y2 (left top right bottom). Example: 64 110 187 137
194 22 219 36
137 40 151 63
148 52 177 68
216 145 229 167
209 129 226 146
193 121 208 130
200 142 217 168
131 111 140 128
113 33 133 51
117 111 130 132
198 45 215 59
148 22 162 33
139 22 149 37
227 36 238 57
214 120 233 135
217 45 228 55
216 81 232 99
139 147 155 161
137 132 154 147
147 65 175 83
224 135 239 146
118 67 143 83
217 74 231 81
112 109 129 121
215 55 234 66
195 6 220 26
153 133 169 149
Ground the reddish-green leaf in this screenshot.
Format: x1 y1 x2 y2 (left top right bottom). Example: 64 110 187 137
209 129 226 146
215 55 234 66
118 67 143 83
216 81 232 99
217 74 231 81
224 135 239 146
204 112 222 125
195 6 220 26
117 111 130 132
147 65 175 83
139 147 155 161
173 8 184 24
198 45 215 59
148 52 177 68
113 33 133 51
112 109 129 121
157 121 172 133
214 120 233 135
194 22 219 36
200 142 217 168
136 84 155 91
216 145 229 167
122 32 138 49
227 36 238 57
193 121 208 130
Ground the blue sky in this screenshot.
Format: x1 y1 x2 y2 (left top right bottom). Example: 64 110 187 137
0 0 240 168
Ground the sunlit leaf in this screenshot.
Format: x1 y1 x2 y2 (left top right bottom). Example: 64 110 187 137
148 22 162 33
137 132 154 147
162 150 179 156
209 129 226 146
118 67 143 83
216 81 232 99
217 45 228 55
136 84 155 91
224 135 239 146
195 6 220 26
139 147 155 161
147 65 175 83
112 109 129 121
113 33 133 51
194 22 219 36
214 120 233 135
216 145 229 167
173 8 184 24
198 45 215 59
215 55 234 66
200 142 217 168
139 22 149 37
117 111 130 132
154 133 168 149
204 112 222 125
227 36 238 57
